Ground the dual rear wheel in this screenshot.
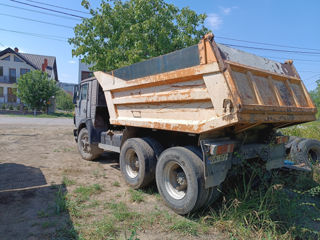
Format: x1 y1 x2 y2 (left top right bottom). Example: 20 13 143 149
120 138 220 215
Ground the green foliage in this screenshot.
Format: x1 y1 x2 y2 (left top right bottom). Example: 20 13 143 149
74 184 103 202
56 89 74 111
129 189 144 203
280 121 320 141
309 79 320 119
69 0 208 71
16 70 59 111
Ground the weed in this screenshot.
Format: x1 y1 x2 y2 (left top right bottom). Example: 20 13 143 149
37 210 48 218
112 181 120 187
129 189 144 203
62 176 76 186
127 228 140 240
74 184 103 202
170 219 198 236
86 200 100 208
90 217 118 239
41 221 56 229
55 186 67 214
107 201 140 222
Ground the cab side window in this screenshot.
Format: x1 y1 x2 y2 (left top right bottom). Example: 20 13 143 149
80 83 88 101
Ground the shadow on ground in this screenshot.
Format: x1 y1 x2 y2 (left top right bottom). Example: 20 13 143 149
0 163 78 240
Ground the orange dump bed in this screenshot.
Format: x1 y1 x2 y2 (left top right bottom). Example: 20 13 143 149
95 34 316 134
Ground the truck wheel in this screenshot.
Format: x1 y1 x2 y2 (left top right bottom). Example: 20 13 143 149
78 128 103 161
205 186 221 207
120 138 157 189
155 147 206 215
293 139 320 168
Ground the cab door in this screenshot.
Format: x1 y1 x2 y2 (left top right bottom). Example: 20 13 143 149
75 82 89 126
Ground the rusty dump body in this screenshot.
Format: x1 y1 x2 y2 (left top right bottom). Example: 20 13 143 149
94 34 316 135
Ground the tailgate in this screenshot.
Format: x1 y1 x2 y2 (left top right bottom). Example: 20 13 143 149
216 42 316 125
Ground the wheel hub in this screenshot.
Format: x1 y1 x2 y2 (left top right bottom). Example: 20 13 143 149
125 149 139 178
163 161 187 200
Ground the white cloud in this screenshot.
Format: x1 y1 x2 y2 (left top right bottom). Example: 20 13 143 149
206 13 223 30
68 60 76 64
220 6 238 15
221 7 232 15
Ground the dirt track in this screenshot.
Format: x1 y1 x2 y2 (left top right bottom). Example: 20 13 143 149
0 116 223 240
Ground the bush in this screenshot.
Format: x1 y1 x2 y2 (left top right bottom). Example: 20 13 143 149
8 105 13 110
56 89 74 111
1 104 6 110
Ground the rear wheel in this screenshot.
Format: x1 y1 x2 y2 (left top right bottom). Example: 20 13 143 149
77 128 103 161
293 139 320 168
120 138 159 189
156 147 206 215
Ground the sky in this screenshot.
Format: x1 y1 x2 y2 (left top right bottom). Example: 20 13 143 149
0 0 319 90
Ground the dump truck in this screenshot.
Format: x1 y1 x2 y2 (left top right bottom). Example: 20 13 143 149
73 33 320 214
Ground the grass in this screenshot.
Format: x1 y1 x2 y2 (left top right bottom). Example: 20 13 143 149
129 189 144 203
170 219 199 236
62 176 76 186
55 186 67 214
203 162 320 240
112 181 120 187
280 120 320 140
74 184 103 202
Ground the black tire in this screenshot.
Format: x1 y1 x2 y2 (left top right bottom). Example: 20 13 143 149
205 186 221 207
292 139 320 168
155 146 206 215
184 146 209 211
77 128 103 161
120 138 158 189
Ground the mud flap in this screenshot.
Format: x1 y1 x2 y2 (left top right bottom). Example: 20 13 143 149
200 140 235 188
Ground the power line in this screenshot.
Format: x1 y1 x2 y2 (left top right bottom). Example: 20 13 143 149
0 3 81 21
9 0 84 19
0 13 74 29
221 43 320 55
263 56 320 62
0 27 68 42
0 41 5 47
216 36 320 52
27 0 90 15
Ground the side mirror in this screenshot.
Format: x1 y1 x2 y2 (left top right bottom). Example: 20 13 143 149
73 85 79 104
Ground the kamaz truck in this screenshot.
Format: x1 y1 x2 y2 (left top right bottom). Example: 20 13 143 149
73 33 320 214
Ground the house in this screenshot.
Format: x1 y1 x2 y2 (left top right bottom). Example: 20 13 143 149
58 82 77 96
78 59 93 83
0 47 58 107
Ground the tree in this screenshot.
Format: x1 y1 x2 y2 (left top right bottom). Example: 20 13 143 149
309 79 320 119
69 0 208 71
56 89 74 111
17 70 59 115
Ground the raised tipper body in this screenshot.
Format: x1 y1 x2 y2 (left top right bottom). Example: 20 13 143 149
94 33 316 134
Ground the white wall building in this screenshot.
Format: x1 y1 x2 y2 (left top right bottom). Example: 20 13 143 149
78 59 94 83
0 47 58 106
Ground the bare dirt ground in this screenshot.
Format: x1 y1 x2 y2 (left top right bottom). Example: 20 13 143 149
0 116 224 240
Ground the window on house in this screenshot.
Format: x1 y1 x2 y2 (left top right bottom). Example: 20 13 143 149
7 87 17 103
20 68 30 76
9 68 16 83
0 66 3 77
2 56 10 61
81 71 93 81
0 87 3 97
14 56 23 62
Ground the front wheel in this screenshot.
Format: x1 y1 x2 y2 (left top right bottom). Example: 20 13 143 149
155 147 206 215
77 128 103 161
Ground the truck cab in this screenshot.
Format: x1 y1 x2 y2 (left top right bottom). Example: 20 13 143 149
73 77 115 160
